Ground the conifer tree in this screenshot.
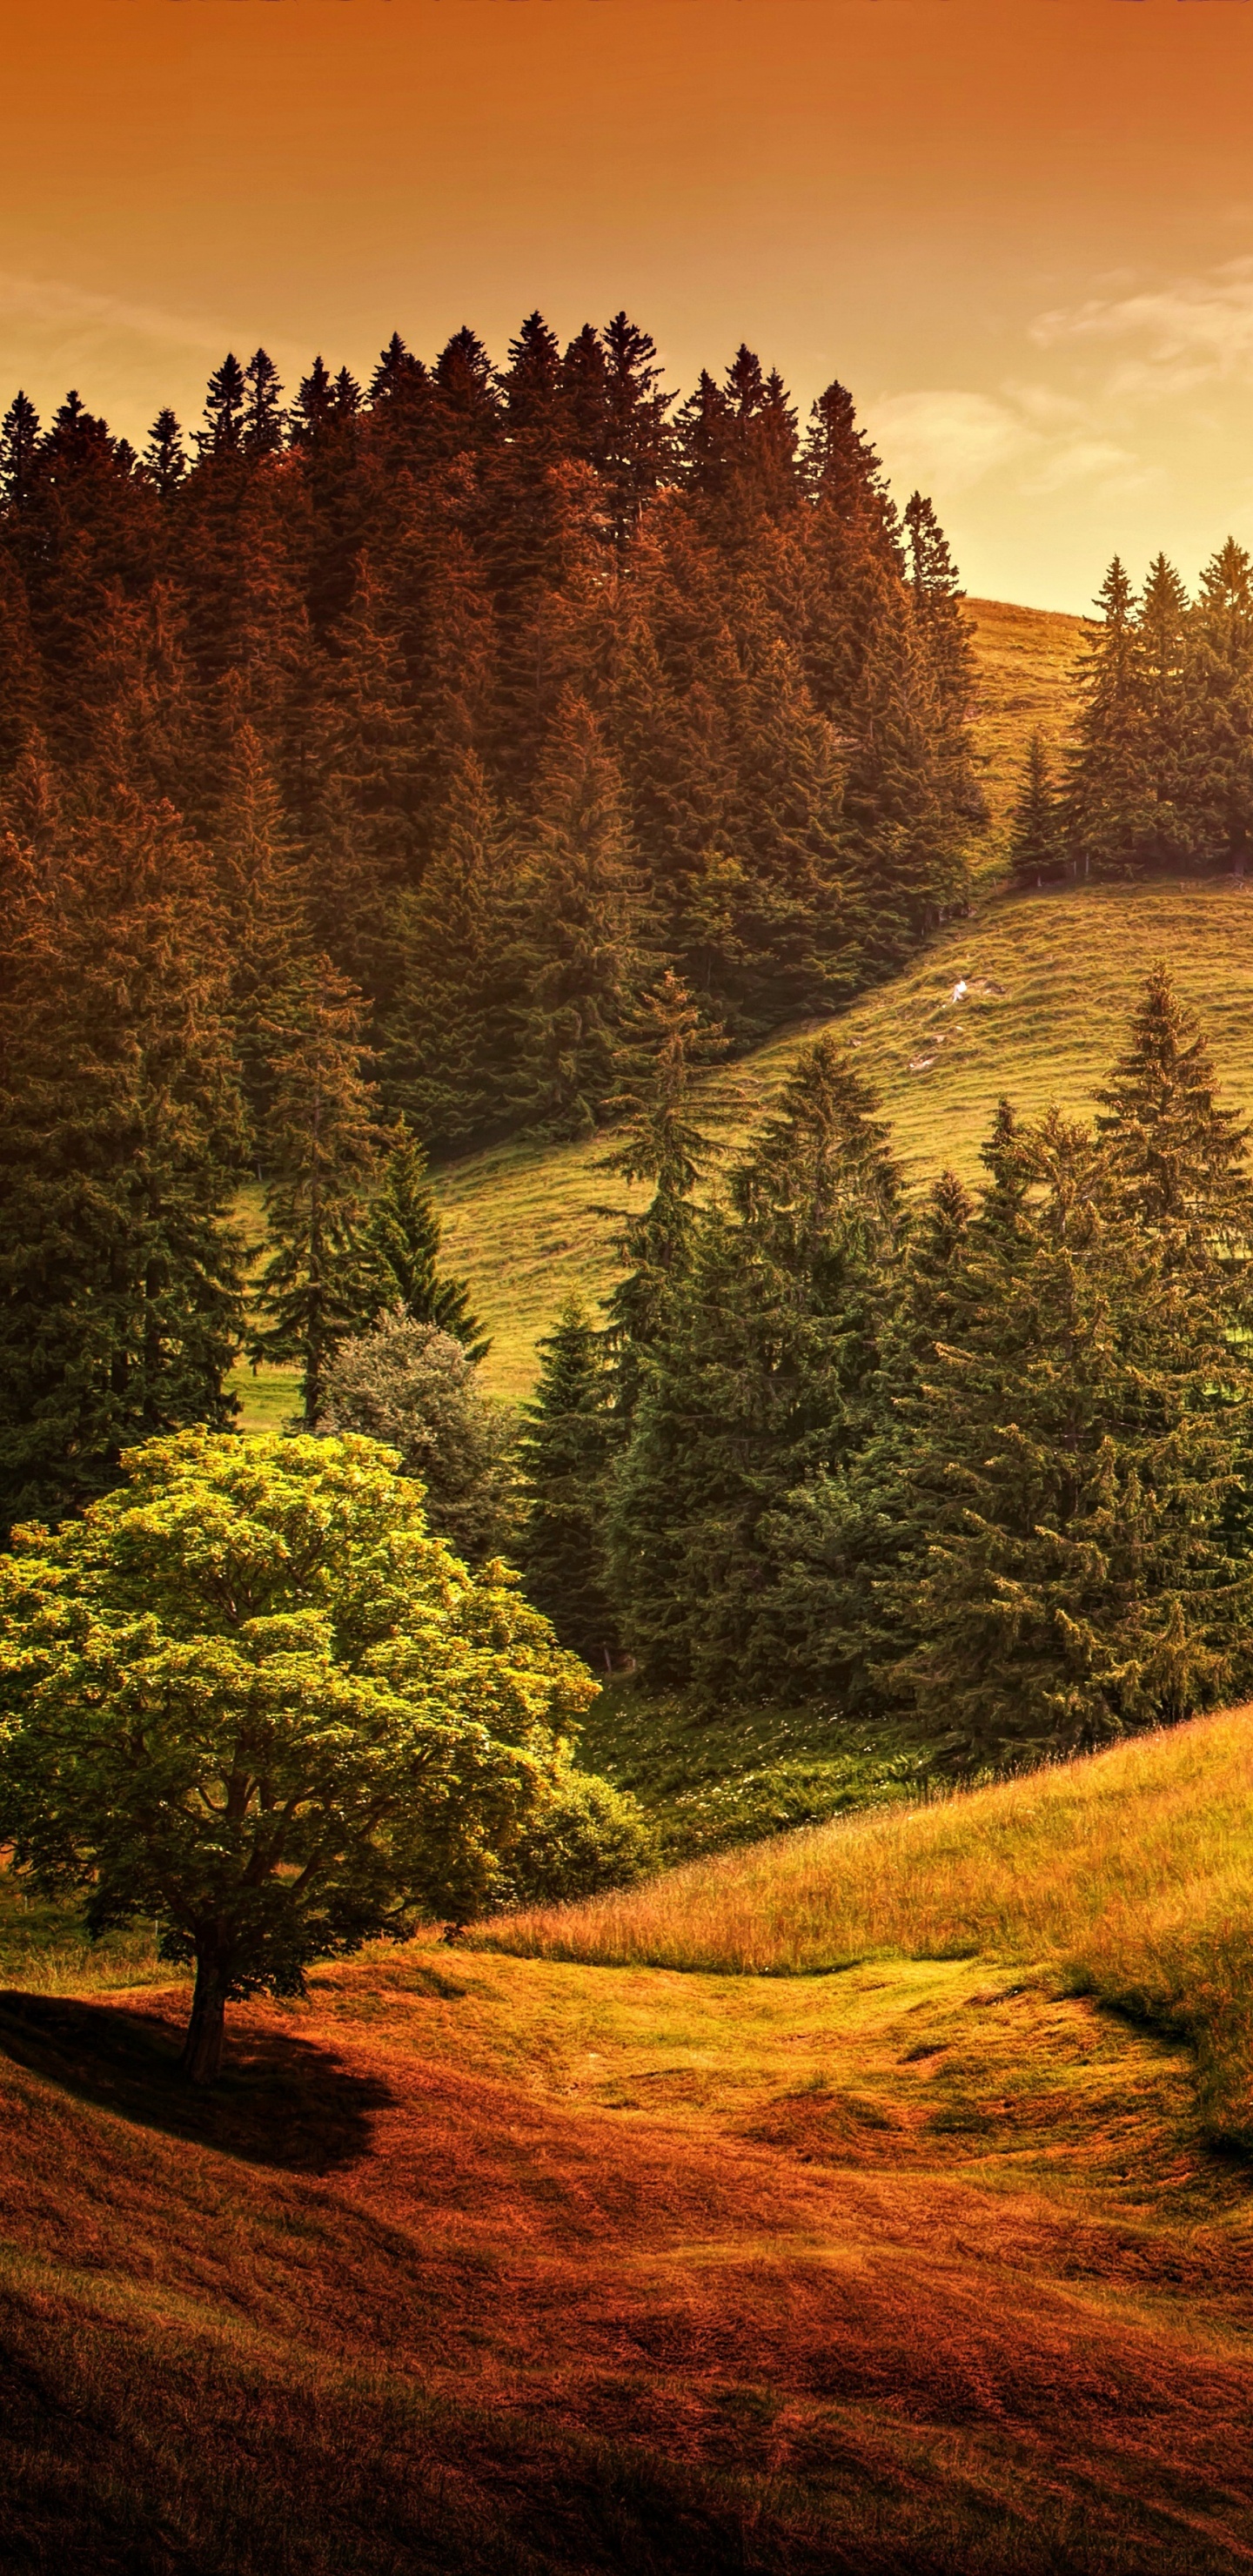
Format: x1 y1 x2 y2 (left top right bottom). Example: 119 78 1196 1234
0 392 41 513
1007 730 1063 887
142 409 186 500
1186 539 1253 868
197 355 247 458
355 1121 489 1360
209 721 312 1125
242 350 287 458
516 1298 620 1661
247 956 379 1429
762 1167 975 1708
606 1037 901 1690
1096 963 1251 1262
0 794 249 1527
1064 557 1152 875
511 691 648 1137
382 750 514 1150
598 972 728 1419
878 1107 1250 1762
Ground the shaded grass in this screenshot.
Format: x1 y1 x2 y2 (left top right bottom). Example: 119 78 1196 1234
580 1681 929 1861
477 1705 1253 2149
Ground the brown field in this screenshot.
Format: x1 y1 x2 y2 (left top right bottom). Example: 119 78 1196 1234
3 1937 1253 2573
4 1702 1253 2569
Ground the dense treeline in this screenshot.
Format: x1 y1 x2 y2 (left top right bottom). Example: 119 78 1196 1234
0 319 981 1163
520 967 1253 1766
1012 542 1253 885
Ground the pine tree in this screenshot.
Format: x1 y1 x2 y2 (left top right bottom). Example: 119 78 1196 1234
382 750 514 1151
761 1167 975 1710
1007 731 1063 887
356 1121 489 1361
878 1107 1250 1763
0 794 249 1527
1185 539 1253 869
247 956 379 1430
142 408 186 500
597 973 728 1419
1064 557 1152 876
209 721 312 1127
197 354 247 458
600 312 673 553
516 1298 620 1661
0 392 41 513
606 1037 901 1690
242 350 287 458
1096 962 1251 1261
511 691 648 1137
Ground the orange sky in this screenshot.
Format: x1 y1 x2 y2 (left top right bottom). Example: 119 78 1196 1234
7 1 1253 609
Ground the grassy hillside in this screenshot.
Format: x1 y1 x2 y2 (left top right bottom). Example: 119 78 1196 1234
5 1707 1253 2571
412 875 1253 1402
234 594 1089 1419
963 593 1084 850
481 1704 1253 2150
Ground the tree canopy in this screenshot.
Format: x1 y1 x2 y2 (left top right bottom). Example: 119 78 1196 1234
0 1430 636 2081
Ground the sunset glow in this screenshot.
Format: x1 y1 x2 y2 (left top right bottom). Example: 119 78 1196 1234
8 1 1253 608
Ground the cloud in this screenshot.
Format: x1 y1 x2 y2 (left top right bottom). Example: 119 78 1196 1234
865 386 1144 506
1030 258 1253 393
865 389 1026 493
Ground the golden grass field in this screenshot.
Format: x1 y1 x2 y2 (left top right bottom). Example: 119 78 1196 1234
3 1700 1253 2569
479 1704 1253 2151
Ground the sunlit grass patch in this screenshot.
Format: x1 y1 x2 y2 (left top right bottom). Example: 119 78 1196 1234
477 1705 1253 2148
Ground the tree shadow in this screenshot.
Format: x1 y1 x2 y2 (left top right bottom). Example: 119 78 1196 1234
0 1989 395 2175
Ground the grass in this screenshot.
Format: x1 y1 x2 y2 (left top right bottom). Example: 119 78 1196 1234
477 1703 1253 2150
432 874 1253 1399
962 594 1085 852
579 1681 930 1861
4 1852 1253 2568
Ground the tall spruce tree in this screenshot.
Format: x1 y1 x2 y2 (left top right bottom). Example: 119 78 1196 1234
598 973 728 1419
606 1036 901 1692
516 1298 620 1662
511 691 648 1137
247 956 379 1429
0 795 248 1527
877 1105 1250 1764
382 751 515 1150
1007 731 1063 888
356 1122 489 1361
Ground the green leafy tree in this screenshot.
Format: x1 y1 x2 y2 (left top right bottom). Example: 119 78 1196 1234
0 1431 607 2082
516 1298 620 1663
325 1314 516 1566
356 1121 489 1362
248 957 379 1429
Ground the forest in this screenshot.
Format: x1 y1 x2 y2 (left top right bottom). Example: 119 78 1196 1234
2 317 1252 1774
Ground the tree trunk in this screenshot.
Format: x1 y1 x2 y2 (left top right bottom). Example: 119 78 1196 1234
180 1942 230 2084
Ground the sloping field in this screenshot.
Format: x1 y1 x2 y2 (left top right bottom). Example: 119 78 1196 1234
432 875 1253 1398
963 593 1084 846
3 1895 1253 2570
479 1706 1253 2150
